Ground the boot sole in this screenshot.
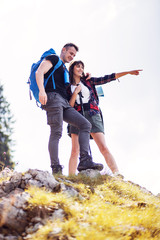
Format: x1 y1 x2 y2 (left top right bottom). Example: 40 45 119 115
78 165 103 172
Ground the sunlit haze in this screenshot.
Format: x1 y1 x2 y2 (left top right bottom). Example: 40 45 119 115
0 0 160 195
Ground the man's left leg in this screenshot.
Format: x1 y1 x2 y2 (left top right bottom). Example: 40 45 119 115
63 107 104 172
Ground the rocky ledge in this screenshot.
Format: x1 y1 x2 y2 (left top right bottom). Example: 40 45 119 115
0 168 159 240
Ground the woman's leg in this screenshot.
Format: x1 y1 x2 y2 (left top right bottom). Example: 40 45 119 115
68 134 79 175
91 132 119 174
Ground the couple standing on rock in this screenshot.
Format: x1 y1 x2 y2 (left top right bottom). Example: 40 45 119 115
36 43 142 176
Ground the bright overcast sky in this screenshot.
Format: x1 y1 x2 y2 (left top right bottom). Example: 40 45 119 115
0 0 160 194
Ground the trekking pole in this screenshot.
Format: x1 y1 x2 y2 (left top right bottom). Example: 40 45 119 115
78 91 85 116
77 86 92 158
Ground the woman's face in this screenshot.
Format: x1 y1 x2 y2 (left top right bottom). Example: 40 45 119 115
73 63 84 78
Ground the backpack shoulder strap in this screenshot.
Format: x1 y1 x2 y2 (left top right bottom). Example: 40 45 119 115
52 57 62 72
44 57 62 89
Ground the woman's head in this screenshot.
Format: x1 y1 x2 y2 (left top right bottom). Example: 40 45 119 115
69 60 85 84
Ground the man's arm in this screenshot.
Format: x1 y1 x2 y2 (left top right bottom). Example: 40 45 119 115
36 60 53 105
115 70 142 79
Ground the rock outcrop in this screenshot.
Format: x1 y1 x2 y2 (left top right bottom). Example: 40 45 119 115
0 168 159 240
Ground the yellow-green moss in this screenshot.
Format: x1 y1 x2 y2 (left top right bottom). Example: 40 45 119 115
25 186 69 207
25 176 160 240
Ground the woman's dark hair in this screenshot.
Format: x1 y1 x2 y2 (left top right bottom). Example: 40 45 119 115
69 61 85 84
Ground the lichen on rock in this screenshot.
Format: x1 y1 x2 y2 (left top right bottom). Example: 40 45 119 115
0 168 160 240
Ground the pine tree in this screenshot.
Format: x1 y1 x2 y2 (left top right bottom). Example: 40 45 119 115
0 83 15 170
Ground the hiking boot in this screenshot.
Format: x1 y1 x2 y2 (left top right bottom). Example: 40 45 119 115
77 159 103 172
52 165 63 175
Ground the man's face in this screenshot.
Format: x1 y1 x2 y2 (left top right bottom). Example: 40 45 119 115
62 46 77 63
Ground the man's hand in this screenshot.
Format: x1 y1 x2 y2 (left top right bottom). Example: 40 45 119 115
39 91 47 105
85 73 91 80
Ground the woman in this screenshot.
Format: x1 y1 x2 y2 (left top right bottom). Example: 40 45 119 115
67 60 142 175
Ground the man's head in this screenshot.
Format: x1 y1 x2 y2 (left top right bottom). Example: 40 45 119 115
60 43 79 63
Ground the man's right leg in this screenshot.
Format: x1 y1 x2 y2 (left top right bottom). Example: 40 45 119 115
46 106 63 174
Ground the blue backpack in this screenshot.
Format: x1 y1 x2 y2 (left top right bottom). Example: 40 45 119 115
28 48 65 104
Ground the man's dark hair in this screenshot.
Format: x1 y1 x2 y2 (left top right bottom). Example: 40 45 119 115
63 43 79 52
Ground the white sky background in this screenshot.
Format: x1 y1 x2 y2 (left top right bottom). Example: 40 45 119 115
0 0 160 194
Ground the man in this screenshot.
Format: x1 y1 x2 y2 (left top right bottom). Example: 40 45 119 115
36 43 103 174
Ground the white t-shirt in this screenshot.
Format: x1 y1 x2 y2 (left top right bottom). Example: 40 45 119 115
71 81 90 104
